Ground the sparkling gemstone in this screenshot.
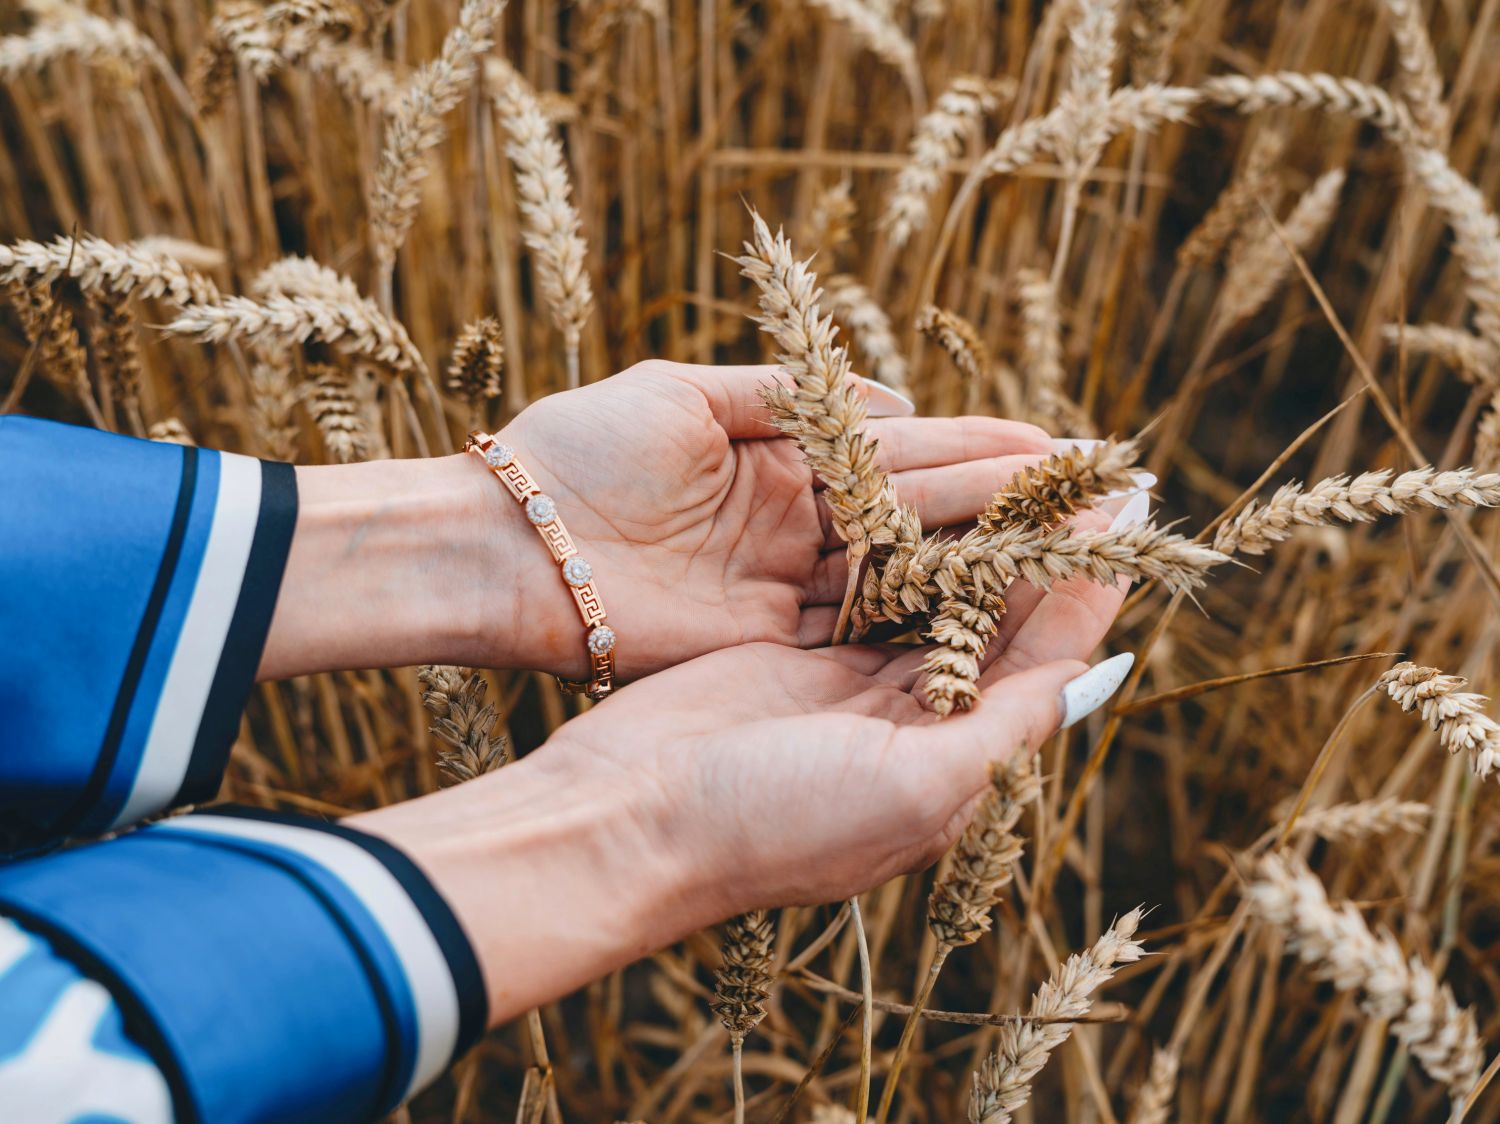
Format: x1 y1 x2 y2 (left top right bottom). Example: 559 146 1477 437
562 556 594 587
483 442 514 468
526 494 557 525
587 625 616 655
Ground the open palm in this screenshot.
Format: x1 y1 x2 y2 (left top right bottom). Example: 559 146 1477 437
495 359 1057 679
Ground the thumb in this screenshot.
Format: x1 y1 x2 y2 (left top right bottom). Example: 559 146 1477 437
911 655 1133 802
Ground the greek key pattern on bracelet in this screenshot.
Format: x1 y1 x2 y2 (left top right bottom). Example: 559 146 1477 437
464 430 616 700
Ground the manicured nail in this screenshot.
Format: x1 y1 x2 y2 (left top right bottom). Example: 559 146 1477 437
1050 436 1104 455
1108 490 1150 531
1059 653 1135 729
858 377 916 418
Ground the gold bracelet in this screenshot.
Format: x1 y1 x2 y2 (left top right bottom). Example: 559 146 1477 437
464 430 616 700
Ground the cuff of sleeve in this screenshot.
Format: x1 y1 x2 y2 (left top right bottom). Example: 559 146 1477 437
0 806 487 1124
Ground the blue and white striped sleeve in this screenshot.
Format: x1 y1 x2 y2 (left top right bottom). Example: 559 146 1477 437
0 807 489 1123
0 415 298 847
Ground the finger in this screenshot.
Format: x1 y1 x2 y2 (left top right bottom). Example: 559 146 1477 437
865 416 1054 472
795 604 842 647
656 361 913 437
981 572 1127 685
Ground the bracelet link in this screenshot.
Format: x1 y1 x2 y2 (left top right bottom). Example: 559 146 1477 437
465 430 616 701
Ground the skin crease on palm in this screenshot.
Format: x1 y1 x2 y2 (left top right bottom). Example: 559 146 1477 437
262 359 1130 1024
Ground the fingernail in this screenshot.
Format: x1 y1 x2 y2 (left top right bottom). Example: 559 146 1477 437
1108 490 1150 531
1050 436 1104 455
1059 653 1135 729
858 377 917 418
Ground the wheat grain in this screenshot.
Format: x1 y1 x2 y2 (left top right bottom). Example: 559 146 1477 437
146 417 195 445
246 359 302 462
0 13 157 81
917 305 988 383
1378 661 1500 782
982 439 1141 532
165 292 426 376
252 255 368 305
88 290 144 426
1379 0 1446 146
884 76 1009 248
488 57 595 383
1249 852 1483 1105
823 274 910 396
370 0 502 272
418 665 510 781
968 909 1147 1123
1213 465 1500 556
447 316 505 416
7 281 93 412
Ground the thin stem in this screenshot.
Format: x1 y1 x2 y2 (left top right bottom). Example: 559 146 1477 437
874 944 950 1124
832 540 869 644
731 1036 747 1124
850 895 874 1123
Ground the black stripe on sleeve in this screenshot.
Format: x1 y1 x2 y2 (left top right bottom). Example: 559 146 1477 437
51 446 198 840
208 805 490 1060
174 460 298 808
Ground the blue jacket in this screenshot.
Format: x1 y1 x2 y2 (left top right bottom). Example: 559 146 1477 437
0 417 485 1122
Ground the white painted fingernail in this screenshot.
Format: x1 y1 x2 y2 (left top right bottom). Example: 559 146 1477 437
1059 653 1135 729
1129 470 1157 491
1108 490 1150 531
858 377 917 417
1050 436 1104 454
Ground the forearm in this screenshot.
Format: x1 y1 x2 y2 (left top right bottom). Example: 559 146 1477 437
348 751 710 1025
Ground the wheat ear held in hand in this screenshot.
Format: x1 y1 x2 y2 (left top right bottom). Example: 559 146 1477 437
982 440 1141 532
968 909 1147 1124
877 760 1041 1123
1249 853 1484 1106
736 207 914 641
713 910 775 1124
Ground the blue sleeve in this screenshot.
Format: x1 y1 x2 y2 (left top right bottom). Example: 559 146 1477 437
0 416 298 849
0 807 488 1124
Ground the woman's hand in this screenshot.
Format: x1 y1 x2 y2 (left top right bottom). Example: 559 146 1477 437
350 561 1130 1025
261 360 1057 681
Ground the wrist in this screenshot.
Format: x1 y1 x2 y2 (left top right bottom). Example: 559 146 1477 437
347 748 706 1025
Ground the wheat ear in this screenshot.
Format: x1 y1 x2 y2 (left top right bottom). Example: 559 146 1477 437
823 274 911 396
712 910 775 1124
447 316 505 424
1017 269 1093 435
487 58 595 386
248 359 303 462
803 176 856 254
88 290 145 434
305 364 372 463
146 417 195 446
1213 465 1500 556
7 282 96 422
1380 0 1447 146
1127 1045 1180 1124
883 76 1009 248
982 439 1141 532
1288 798 1431 842
876 759 1041 1123
1378 661 1500 781
1381 323 1498 387
1128 0 1180 87
252 255 369 305
0 235 220 306
968 909 1147 1124
803 0 924 108
417 665 510 781
165 292 426 377
0 13 157 81
1249 852 1484 1106
736 207 914 639
917 304 988 383
370 0 502 277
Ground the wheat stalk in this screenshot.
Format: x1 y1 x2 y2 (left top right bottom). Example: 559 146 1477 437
417 665 510 781
1213 465 1500 556
803 0 923 107
0 235 220 306
165 292 426 376
1249 852 1484 1106
7 281 97 422
1378 661 1500 782
877 759 1040 1123
736 207 915 639
823 274 910 396
713 910 775 1124
369 0 502 276
883 76 1008 248
968 909 1147 1123
487 58 595 386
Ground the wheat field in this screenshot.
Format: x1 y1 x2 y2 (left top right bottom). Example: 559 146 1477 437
4 0 1500 1119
